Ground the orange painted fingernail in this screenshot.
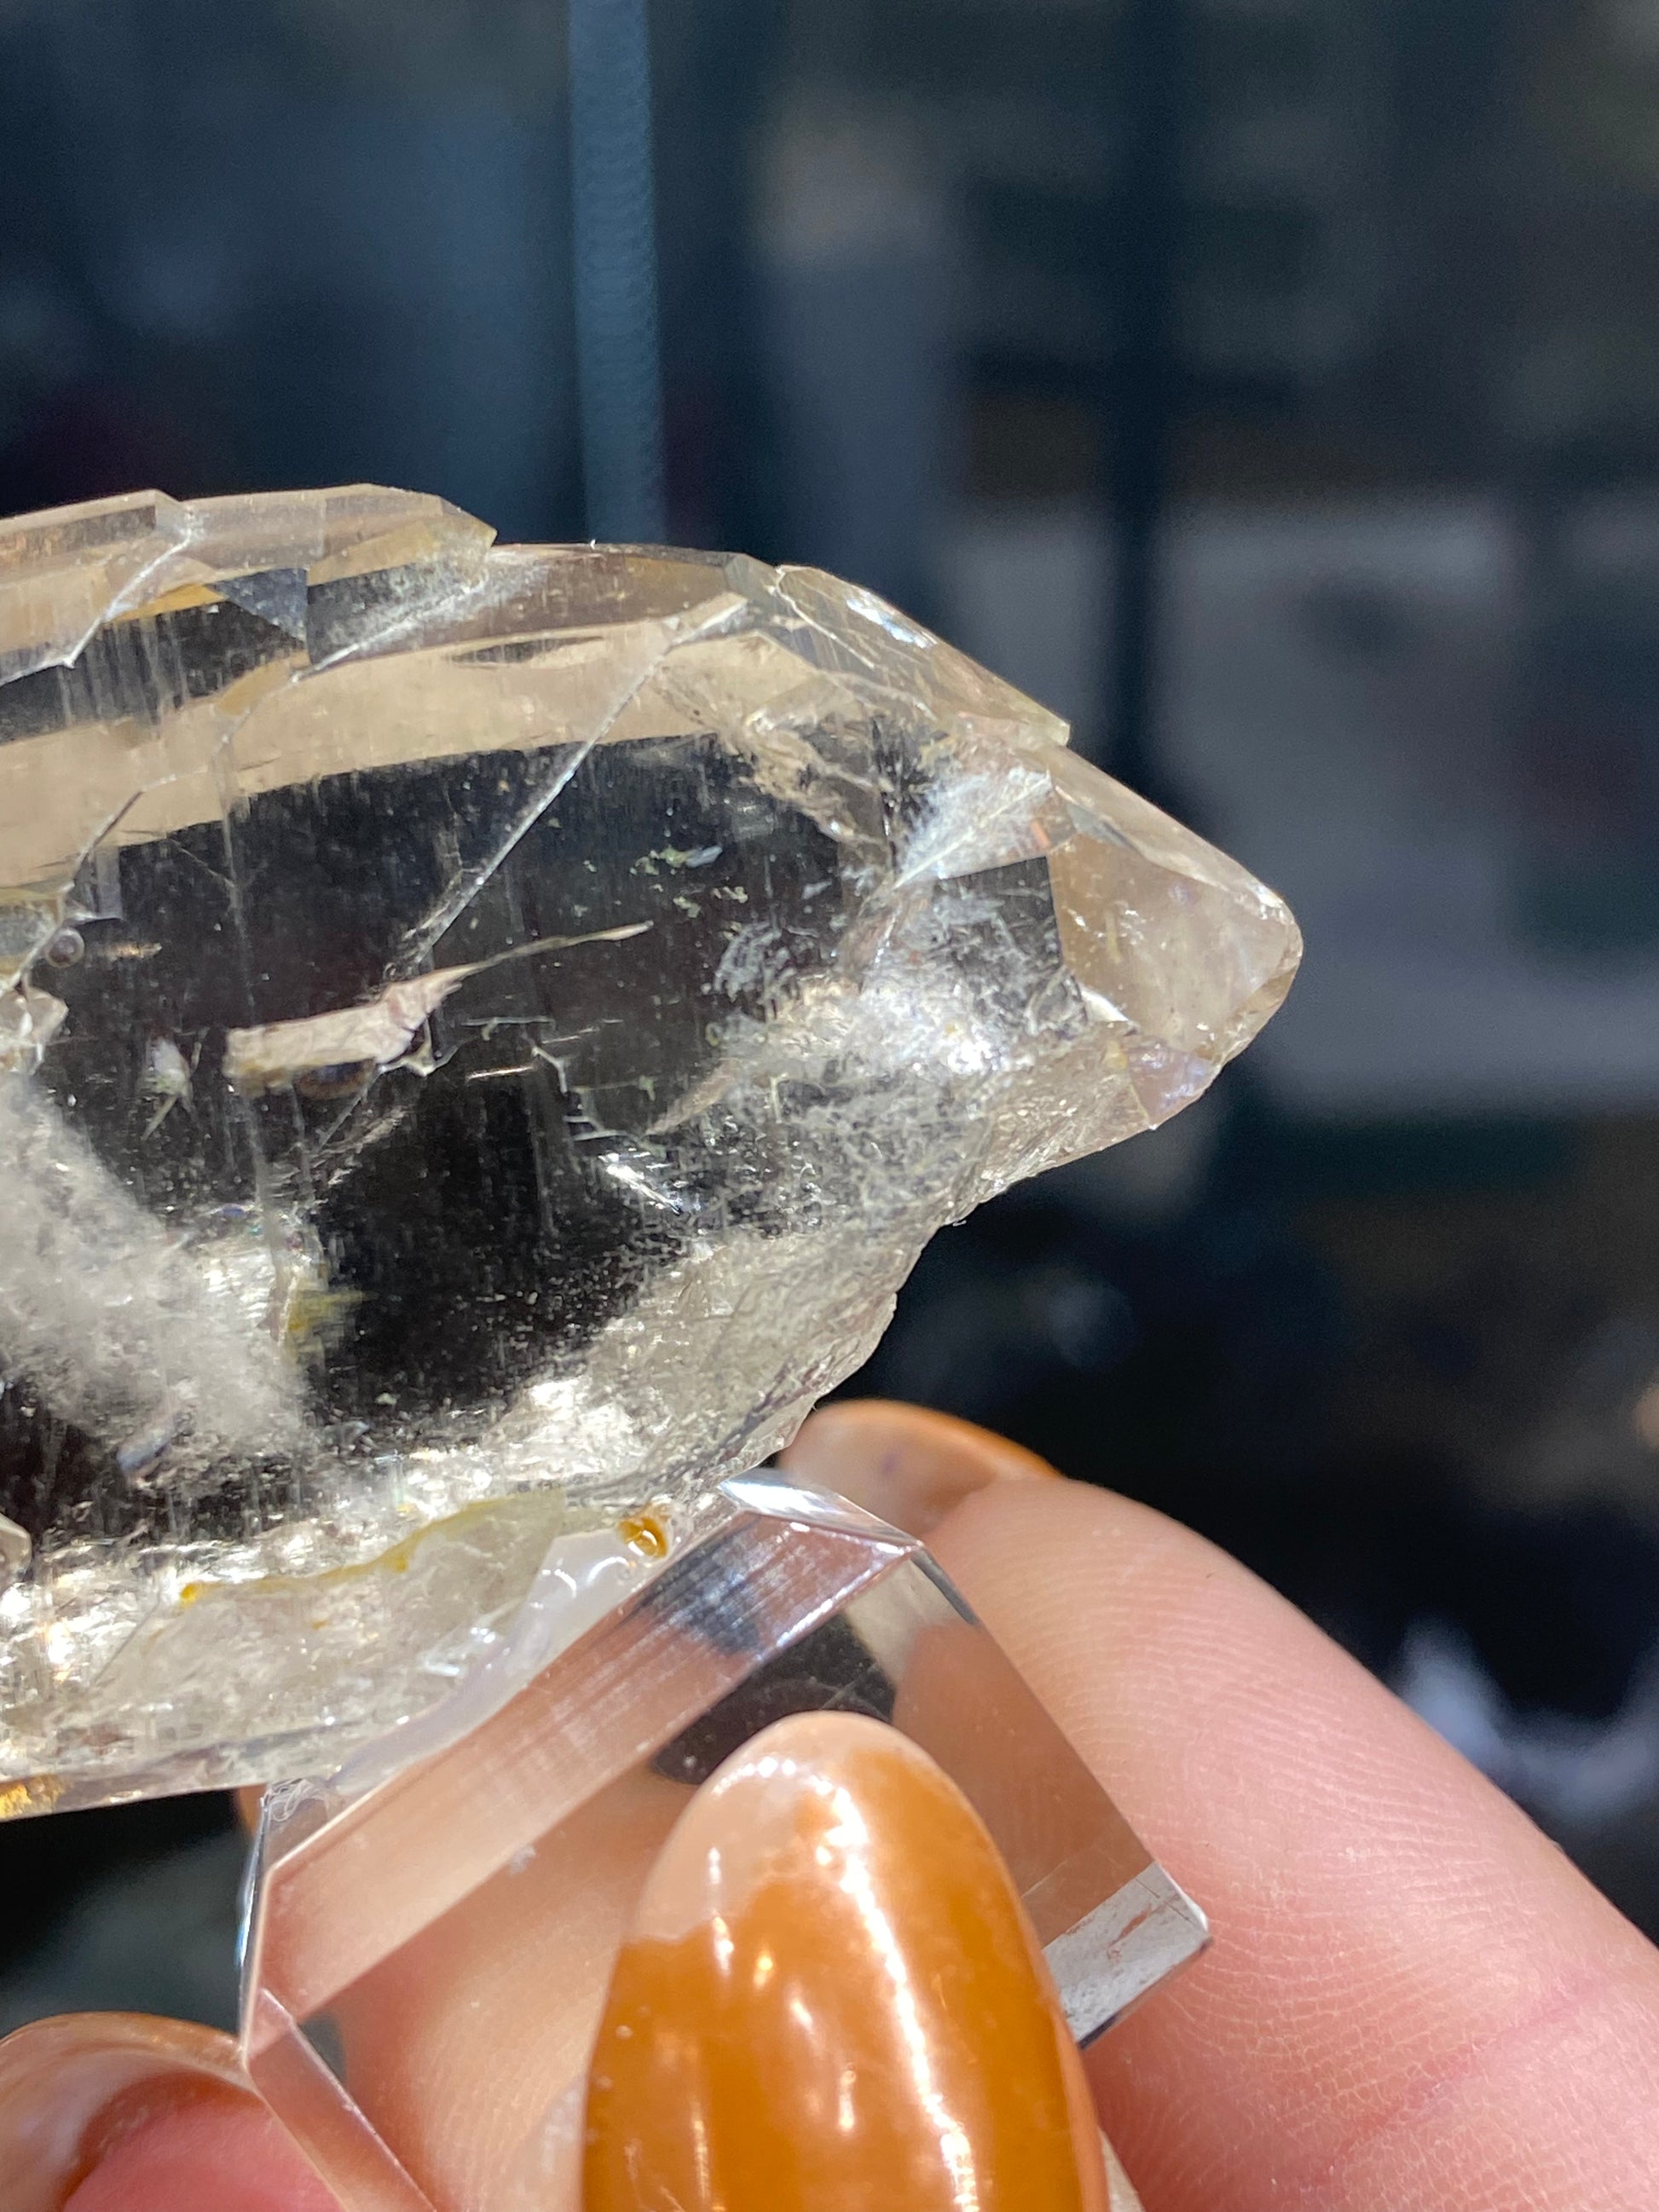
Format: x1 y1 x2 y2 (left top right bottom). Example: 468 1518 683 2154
583 1709 1109 2212
779 1401 1058 1538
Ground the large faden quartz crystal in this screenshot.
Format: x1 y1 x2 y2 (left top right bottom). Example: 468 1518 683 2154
0 486 1298 1811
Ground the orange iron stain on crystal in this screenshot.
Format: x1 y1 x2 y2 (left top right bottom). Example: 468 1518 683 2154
582 1709 1109 2212
616 1511 669 1560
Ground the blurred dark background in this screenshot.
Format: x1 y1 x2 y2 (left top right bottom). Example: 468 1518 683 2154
7 0 1659 2033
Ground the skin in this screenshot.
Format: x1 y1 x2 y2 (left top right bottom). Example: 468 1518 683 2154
10 1399 1659 2210
62 2094 337 2212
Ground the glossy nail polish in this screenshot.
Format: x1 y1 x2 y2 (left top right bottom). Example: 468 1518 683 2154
583 1710 1110 2212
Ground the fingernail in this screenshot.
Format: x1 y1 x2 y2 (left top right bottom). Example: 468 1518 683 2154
0 2013 332 2212
780 1401 1057 1538
583 1709 1110 2212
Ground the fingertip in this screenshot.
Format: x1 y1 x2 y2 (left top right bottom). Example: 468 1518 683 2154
0 2014 332 2212
781 1397 1057 1536
64 2088 338 2212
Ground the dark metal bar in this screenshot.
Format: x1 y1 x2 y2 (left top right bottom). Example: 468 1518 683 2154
568 0 668 543
1103 0 1185 787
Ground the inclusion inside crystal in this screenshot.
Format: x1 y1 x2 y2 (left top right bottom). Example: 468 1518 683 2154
0 485 1298 1808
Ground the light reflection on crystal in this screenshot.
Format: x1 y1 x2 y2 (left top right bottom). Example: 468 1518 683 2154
0 485 1298 1809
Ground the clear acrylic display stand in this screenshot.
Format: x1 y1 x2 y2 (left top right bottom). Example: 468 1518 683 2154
240 1475 1207 2212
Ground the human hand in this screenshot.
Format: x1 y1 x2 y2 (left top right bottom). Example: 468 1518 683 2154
5 1401 1657 2209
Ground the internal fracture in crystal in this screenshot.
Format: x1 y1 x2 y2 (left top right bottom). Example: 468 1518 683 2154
0 485 1299 1808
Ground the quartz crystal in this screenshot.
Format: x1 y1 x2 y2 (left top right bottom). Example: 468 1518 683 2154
0 485 1298 1811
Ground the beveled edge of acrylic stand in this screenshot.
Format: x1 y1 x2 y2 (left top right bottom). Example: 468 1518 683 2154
1049 1861 1211 2045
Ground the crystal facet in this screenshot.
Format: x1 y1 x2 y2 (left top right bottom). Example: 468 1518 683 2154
0 486 1298 1809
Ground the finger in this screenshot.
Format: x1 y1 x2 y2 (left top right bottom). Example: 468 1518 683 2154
0 2013 333 2212
64 2088 337 2212
885 1436 1659 2212
582 1710 1114 2212
261 1726 1144 2212
781 1399 1055 1536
